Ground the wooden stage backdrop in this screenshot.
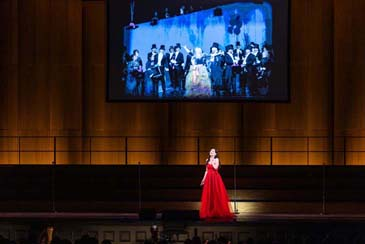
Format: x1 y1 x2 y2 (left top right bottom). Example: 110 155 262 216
0 0 364 165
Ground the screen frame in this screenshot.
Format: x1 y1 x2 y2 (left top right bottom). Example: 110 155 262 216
105 0 291 103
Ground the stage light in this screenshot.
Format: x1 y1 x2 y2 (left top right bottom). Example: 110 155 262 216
127 0 138 30
164 8 170 18
127 22 138 30
214 7 222 16
150 19 158 26
150 11 159 26
179 5 186 15
150 224 159 242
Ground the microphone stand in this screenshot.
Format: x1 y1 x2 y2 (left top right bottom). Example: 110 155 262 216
233 144 239 214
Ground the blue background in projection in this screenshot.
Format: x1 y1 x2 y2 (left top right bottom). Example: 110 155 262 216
124 2 272 62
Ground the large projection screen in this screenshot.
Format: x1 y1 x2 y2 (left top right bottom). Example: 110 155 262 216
107 0 289 102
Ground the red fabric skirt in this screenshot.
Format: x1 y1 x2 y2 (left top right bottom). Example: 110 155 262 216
200 164 234 221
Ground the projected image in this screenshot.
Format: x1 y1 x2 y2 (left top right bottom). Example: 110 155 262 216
108 0 289 101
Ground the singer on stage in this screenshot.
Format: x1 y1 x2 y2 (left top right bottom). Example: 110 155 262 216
200 148 234 220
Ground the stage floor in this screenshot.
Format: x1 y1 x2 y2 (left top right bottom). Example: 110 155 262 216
2 212 365 223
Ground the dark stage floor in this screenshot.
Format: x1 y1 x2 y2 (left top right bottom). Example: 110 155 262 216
2 212 365 223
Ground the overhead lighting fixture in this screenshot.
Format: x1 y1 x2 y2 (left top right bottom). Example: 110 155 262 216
127 0 138 29
127 22 138 30
214 7 222 16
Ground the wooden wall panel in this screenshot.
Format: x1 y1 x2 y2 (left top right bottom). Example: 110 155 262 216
305 0 332 134
0 0 10 133
82 2 105 134
18 0 50 134
334 0 365 135
0 0 19 136
334 0 365 164
168 103 241 136
272 0 331 136
55 137 88 164
0 0 18 164
0 0 364 165
49 0 82 134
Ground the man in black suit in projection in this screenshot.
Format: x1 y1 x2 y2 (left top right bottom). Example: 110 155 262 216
151 45 168 97
224 44 236 95
209 42 225 96
242 46 257 96
147 44 158 64
170 43 184 95
166 45 175 90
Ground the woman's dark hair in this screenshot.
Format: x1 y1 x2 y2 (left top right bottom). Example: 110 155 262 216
133 49 139 56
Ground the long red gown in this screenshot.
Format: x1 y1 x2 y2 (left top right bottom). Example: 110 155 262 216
200 163 234 220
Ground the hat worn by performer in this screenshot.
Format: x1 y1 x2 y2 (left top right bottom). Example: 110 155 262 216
225 44 234 52
211 42 220 49
174 43 181 51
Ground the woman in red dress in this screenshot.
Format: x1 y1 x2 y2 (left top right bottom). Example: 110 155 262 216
200 148 234 220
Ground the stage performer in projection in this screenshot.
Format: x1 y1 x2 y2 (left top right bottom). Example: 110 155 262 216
208 42 225 96
127 49 144 96
170 43 185 93
200 148 234 220
185 47 211 97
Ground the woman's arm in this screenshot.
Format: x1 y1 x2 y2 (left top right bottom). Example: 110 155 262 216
183 45 191 54
200 169 208 186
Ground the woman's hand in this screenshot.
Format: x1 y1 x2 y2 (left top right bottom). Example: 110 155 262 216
200 180 204 186
212 158 220 170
